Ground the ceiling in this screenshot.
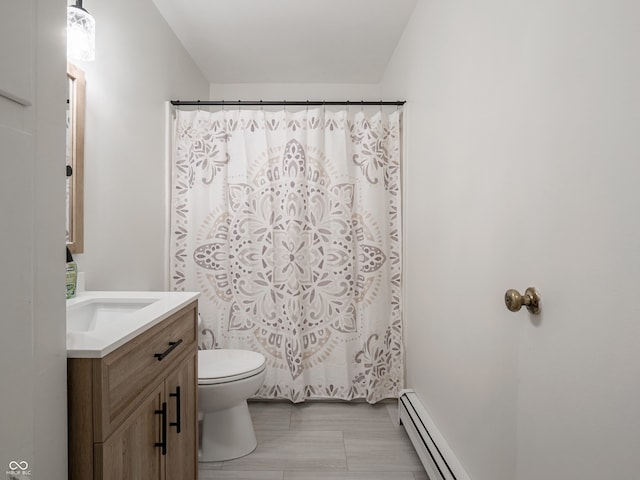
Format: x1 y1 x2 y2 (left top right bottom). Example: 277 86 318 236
152 0 418 84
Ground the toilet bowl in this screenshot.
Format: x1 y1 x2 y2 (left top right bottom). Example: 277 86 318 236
198 348 266 462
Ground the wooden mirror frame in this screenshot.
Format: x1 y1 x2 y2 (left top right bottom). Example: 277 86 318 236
67 63 85 254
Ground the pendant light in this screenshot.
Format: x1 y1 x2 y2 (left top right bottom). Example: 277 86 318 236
67 0 95 62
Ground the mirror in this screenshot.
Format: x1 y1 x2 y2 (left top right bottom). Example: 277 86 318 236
66 63 85 254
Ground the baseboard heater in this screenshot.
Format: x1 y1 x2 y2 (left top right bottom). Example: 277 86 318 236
398 389 471 480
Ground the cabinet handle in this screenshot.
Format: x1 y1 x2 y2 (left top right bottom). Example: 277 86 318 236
155 402 167 456
169 386 181 433
154 339 183 361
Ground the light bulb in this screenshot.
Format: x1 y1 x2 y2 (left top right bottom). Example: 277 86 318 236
67 4 95 62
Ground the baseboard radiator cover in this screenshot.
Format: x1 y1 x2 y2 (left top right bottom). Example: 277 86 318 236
398 389 471 480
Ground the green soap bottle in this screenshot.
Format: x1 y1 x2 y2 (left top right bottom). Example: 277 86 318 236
66 247 78 299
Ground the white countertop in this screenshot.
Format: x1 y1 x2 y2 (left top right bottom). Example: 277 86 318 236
66 291 200 358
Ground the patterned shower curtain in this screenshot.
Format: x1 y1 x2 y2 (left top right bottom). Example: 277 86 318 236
170 107 402 403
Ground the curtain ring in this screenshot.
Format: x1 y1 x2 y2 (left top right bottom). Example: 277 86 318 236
306 99 309 112
360 100 364 112
260 99 264 111
221 100 225 111
196 100 201 111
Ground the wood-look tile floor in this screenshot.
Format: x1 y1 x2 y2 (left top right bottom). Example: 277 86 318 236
198 401 429 480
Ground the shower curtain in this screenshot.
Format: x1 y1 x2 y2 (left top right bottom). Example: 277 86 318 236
170 107 402 403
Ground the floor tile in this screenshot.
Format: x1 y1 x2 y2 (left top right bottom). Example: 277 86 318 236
221 430 347 471
249 401 292 430
199 471 284 479
344 430 425 472
412 472 431 480
198 400 428 480
385 401 400 426
290 402 396 432
198 461 223 470
284 472 416 480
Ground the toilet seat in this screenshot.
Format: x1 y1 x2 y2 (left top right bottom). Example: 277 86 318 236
198 349 266 385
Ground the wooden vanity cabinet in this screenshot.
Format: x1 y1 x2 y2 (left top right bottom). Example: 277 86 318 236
68 300 198 480
165 358 198 480
97 383 164 480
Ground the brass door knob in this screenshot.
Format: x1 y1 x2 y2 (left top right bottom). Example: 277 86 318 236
504 287 541 314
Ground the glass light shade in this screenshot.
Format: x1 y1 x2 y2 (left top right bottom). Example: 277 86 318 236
67 5 95 61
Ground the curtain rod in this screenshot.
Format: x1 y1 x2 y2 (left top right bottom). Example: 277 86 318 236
170 100 405 107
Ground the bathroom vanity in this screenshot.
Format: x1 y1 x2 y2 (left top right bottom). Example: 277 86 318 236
66 292 199 480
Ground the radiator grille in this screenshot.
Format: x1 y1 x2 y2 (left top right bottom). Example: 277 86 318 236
398 390 470 480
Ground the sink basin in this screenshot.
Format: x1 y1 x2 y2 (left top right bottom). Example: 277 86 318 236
67 298 158 332
66 291 200 358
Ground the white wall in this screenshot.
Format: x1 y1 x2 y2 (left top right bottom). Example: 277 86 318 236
0 1 67 478
210 83 381 105
73 0 209 290
381 1 640 479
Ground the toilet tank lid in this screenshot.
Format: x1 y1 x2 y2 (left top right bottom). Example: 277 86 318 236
198 349 266 380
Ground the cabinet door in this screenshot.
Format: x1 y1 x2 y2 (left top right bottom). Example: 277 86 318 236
97 384 165 480
165 353 198 480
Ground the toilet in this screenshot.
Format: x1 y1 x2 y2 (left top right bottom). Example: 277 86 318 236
197 348 267 462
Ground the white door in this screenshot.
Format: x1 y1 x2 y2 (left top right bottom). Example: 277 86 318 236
0 1 67 477
397 1 640 479
513 2 640 477
0 0 37 471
